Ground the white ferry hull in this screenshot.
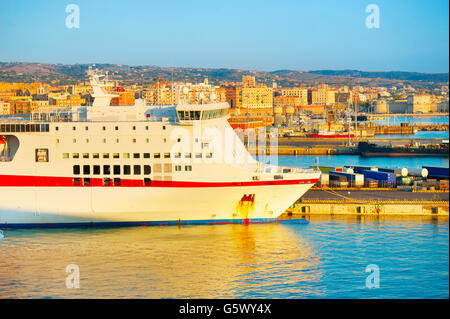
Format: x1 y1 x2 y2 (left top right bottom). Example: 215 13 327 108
0 183 314 226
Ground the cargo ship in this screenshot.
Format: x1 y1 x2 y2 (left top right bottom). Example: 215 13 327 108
358 141 449 157
0 68 320 227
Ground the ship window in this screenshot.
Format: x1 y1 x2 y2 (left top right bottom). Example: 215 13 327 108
252 176 260 181
83 153 89 159
185 153 191 158
144 165 151 175
175 153 181 158
93 153 99 159
146 138 149 143
73 153 79 159
133 153 140 159
86 139 89 143
56 139 60 144
164 153 170 158
132 138 136 143
132 126 136 130
83 165 90 175
175 165 182 171
62 153 69 159
102 126 106 131
93 165 100 175
113 153 119 159
177 138 181 142
274 175 283 180
143 153 150 159
206 153 213 158
103 138 106 143
195 153 202 158
45 124 49 132
154 153 160 158
85 126 88 131
55 126 59 131
73 139 76 143
116 138 119 143
113 165 121 175
144 178 151 186
115 126 118 130
73 165 80 175
103 165 111 175
103 153 109 159
123 153 130 159
103 178 111 186
123 165 131 175
185 165 192 171
162 126 166 130
145 126 149 130
113 178 121 186
73 126 76 131
163 138 166 143
134 165 141 175
83 178 90 186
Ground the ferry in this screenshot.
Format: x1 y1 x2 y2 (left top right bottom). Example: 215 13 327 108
0 68 320 227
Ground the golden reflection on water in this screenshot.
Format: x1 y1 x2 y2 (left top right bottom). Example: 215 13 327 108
0 223 323 298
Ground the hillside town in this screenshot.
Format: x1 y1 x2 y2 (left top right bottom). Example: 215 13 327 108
1 73 448 131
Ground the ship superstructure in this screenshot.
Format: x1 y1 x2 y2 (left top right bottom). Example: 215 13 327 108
0 68 320 227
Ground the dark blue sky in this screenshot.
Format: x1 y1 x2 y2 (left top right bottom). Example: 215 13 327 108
0 0 448 72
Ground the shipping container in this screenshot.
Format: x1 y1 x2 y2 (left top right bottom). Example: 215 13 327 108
422 166 449 179
364 178 378 188
330 179 349 188
345 165 378 174
330 171 364 187
329 174 347 182
319 173 329 186
378 167 405 177
362 170 396 187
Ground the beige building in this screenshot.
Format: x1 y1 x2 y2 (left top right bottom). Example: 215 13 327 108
375 94 437 114
242 75 256 88
0 102 11 115
437 100 449 113
308 85 336 105
240 86 273 109
281 88 308 105
408 94 436 113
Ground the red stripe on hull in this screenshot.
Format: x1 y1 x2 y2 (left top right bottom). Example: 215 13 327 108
0 175 319 187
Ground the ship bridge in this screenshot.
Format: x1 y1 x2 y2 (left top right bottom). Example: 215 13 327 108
176 102 229 124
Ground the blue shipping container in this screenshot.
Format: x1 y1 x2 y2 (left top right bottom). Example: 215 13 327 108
362 170 396 186
423 166 449 179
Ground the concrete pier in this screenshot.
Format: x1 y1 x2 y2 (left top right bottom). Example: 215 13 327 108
280 189 450 217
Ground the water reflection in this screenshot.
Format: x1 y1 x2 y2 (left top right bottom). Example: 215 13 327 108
0 223 323 298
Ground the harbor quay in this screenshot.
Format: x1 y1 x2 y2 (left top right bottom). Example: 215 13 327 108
280 189 449 217
247 136 447 156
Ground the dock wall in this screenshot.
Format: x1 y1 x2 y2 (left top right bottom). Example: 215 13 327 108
283 201 449 217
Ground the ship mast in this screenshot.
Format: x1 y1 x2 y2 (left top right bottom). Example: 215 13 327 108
88 66 118 108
